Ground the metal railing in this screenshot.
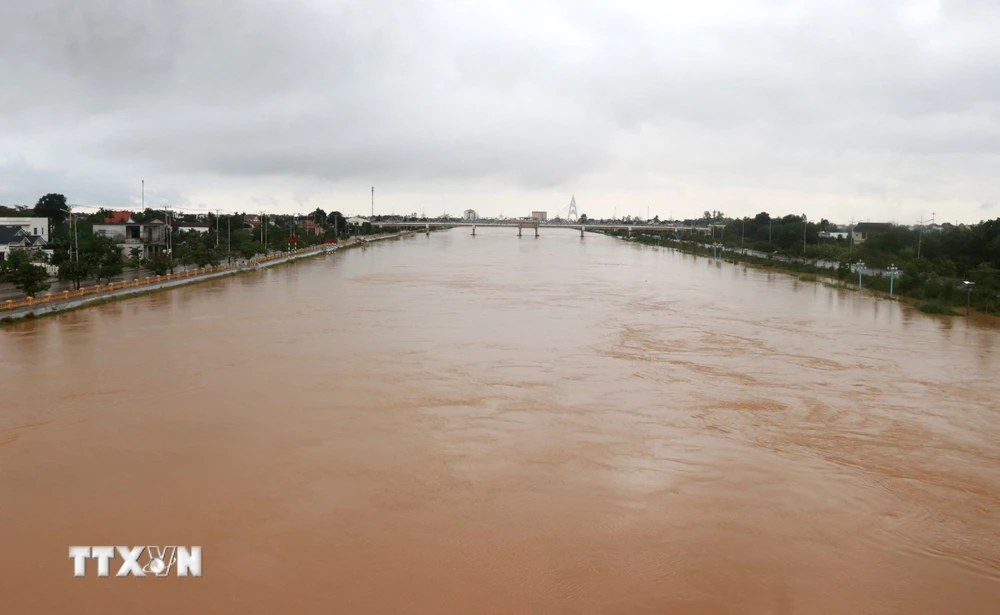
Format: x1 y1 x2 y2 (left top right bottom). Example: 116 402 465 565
0 245 325 312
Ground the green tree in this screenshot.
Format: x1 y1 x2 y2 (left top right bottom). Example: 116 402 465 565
328 211 347 235
33 193 68 225
579 214 589 223
58 260 92 290
128 247 142 269
146 251 171 275
85 236 124 283
239 241 265 259
0 250 51 297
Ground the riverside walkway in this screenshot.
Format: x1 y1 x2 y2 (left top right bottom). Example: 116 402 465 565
0 233 409 321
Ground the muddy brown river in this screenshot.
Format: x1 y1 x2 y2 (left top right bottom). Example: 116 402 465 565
1 228 999 614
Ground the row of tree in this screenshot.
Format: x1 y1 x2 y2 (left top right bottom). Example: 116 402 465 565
1 194 381 298
615 212 1000 314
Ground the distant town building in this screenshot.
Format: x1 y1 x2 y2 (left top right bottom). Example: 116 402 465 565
301 220 323 235
463 209 477 221
819 231 851 240
853 222 893 244
173 222 212 233
0 225 51 262
0 216 50 241
92 219 167 259
531 211 547 222
103 211 135 224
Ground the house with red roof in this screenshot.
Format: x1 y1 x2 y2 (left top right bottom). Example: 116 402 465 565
104 211 135 224
301 220 323 235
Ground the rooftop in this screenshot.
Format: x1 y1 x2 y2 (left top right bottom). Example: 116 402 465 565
104 211 134 224
0 225 27 244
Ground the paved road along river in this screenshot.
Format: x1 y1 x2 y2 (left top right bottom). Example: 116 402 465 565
1 228 998 614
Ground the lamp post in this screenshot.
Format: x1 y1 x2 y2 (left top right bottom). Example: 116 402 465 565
741 218 745 247
856 260 865 292
59 206 78 262
964 281 975 317
887 263 899 298
802 214 808 254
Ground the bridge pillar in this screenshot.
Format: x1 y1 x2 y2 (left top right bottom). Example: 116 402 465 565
518 223 522 237
534 224 538 238
425 223 430 235
472 225 476 236
580 225 585 238
628 226 632 238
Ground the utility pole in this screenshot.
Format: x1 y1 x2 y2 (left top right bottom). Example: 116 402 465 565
164 193 172 271
371 186 374 219
917 215 924 260
803 214 808 254
917 213 934 260
142 179 144 211
227 214 231 262
216 209 220 248
849 217 854 258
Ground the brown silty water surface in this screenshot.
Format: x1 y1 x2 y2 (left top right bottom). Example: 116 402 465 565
2 228 999 614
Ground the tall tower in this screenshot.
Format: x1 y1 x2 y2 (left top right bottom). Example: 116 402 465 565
568 196 578 222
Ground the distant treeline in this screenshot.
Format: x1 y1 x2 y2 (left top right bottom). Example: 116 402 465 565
603 212 1000 316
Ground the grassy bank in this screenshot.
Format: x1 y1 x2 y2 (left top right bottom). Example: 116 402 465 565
915 301 960 316
601 230 1000 316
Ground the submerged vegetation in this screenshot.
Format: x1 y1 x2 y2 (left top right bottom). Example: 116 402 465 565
601 213 1000 316
915 301 960 316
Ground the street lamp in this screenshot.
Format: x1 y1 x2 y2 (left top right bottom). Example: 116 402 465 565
887 264 899 298
802 214 808 254
59 206 79 262
964 281 975 317
856 260 865 291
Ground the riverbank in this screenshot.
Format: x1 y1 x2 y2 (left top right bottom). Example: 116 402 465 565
598 230 1000 324
0 232 412 325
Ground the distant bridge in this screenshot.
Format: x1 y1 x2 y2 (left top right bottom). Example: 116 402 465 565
371 221 712 238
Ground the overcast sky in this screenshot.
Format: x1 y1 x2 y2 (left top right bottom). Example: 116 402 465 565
1 0 998 223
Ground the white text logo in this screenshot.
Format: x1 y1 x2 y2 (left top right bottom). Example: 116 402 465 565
69 546 202 577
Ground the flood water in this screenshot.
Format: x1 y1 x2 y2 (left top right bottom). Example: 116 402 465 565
2 228 999 614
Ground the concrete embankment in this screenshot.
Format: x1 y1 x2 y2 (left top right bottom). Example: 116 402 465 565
0 233 412 323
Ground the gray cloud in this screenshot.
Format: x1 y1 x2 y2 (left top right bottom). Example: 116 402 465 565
0 0 998 222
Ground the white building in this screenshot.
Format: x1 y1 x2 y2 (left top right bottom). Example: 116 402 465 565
0 217 49 241
819 231 851 240
462 209 477 221
91 219 168 259
174 222 212 233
